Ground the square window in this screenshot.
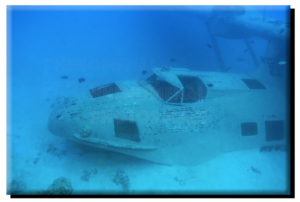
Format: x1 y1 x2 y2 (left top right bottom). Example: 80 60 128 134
265 120 284 141
242 79 266 89
241 122 258 136
90 83 121 98
114 119 140 142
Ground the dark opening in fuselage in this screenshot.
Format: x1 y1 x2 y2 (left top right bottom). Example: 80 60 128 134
147 74 207 103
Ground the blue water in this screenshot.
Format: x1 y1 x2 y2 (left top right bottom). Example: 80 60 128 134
7 6 290 195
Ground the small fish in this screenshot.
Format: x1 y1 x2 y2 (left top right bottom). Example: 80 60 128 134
60 75 68 79
141 70 147 75
170 58 176 62
205 43 212 48
278 60 287 65
78 77 86 83
250 166 261 175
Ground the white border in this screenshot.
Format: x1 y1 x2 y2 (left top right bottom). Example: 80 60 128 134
0 0 297 201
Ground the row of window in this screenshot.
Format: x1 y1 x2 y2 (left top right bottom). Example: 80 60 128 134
88 74 266 104
113 118 284 143
241 120 284 141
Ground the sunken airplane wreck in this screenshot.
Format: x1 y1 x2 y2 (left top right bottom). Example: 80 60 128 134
48 67 287 166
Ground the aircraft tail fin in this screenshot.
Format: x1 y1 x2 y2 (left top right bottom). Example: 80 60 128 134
253 39 287 79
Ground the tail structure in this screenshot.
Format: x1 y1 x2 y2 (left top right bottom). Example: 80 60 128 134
203 6 289 77
244 38 260 67
261 39 289 77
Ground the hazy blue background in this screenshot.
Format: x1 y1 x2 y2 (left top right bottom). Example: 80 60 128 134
7 6 290 195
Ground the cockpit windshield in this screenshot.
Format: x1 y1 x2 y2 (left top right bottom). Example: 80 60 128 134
146 73 207 103
146 74 182 103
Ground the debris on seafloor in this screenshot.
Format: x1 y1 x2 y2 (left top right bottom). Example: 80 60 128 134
46 177 73 195
80 168 98 182
113 169 130 191
32 152 41 165
250 166 261 175
8 179 27 195
78 77 86 83
46 144 67 158
60 75 69 79
174 176 186 186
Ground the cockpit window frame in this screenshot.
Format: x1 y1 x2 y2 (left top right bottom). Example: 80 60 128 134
146 73 207 104
146 73 183 104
